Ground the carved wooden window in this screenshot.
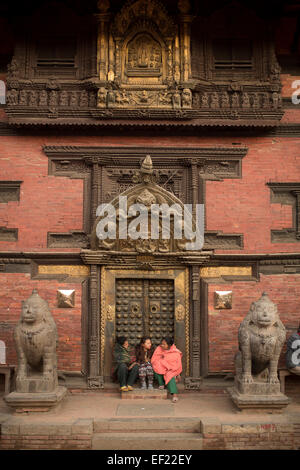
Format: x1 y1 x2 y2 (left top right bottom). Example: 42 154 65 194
35 35 77 77
268 183 300 243
213 39 253 70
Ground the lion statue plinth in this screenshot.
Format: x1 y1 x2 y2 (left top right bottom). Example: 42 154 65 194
14 289 59 393
233 292 288 402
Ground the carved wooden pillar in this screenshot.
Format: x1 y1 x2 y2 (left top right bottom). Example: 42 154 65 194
178 15 193 83
115 39 122 83
95 12 111 81
91 158 99 224
174 29 181 83
191 265 201 376
108 32 115 82
190 158 198 217
292 190 300 239
184 159 203 389
98 164 103 206
166 38 173 83
88 264 103 388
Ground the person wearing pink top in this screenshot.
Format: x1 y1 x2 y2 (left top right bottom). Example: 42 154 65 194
151 337 183 403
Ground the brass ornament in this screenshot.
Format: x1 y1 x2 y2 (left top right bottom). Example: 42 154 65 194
178 0 191 14
175 304 185 321
97 0 110 12
57 289 75 308
39 265 90 276
200 266 252 278
106 304 115 321
214 291 233 310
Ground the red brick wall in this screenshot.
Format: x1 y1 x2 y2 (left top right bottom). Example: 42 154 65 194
0 137 83 252
0 134 300 253
205 135 300 254
208 274 300 372
0 274 82 371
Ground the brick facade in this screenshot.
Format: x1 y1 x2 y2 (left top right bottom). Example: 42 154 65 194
0 274 82 371
0 1 300 382
1 133 300 254
208 275 300 372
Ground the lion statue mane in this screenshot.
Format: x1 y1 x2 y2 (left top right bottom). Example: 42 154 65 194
14 289 58 393
235 292 286 385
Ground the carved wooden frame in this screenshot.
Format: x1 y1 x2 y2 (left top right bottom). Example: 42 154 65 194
267 182 300 243
43 144 247 387
44 145 247 249
5 2 283 127
100 266 189 381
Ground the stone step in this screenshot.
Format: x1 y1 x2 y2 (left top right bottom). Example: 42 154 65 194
121 388 168 399
94 417 201 433
92 432 203 450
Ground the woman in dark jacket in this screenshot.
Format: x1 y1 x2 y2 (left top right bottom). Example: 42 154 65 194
113 336 139 392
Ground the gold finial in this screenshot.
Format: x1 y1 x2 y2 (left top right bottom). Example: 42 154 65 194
97 0 110 13
178 0 190 14
140 155 153 175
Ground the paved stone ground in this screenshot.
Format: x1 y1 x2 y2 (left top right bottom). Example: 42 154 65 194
1 388 300 423
1 384 300 450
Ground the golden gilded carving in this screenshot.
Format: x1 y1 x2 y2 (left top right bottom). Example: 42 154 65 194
175 304 185 321
178 0 191 14
127 34 162 76
214 291 233 309
38 265 90 276
95 0 193 111
100 266 106 369
106 304 115 321
57 289 75 308
100 267 189 378
185 267 190 375
97 0 110 13
200 266 252 278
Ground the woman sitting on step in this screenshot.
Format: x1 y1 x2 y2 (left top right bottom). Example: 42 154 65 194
135 337 154 390
151 337 182 403
113 336 139 392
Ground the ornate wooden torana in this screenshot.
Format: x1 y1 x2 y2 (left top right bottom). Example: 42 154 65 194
81 155 213 389
90 155 197 253
5 0 283 127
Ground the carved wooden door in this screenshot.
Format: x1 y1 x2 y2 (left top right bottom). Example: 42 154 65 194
115 278 174 348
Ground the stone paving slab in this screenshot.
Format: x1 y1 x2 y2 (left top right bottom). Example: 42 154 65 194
1 391 300 423
92 432 203 450
116 402 175 417
93 417 201 432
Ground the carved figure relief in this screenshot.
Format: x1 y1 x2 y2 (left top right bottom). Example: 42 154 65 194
4 0 284 126
19 90 27 106
182 89 192 109
6 89 18 106
39 90 48 106
94 0 193 112
126 34 162 76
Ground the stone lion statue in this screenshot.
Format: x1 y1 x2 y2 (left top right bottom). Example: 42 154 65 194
235 292 286 385
14 289 59 393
